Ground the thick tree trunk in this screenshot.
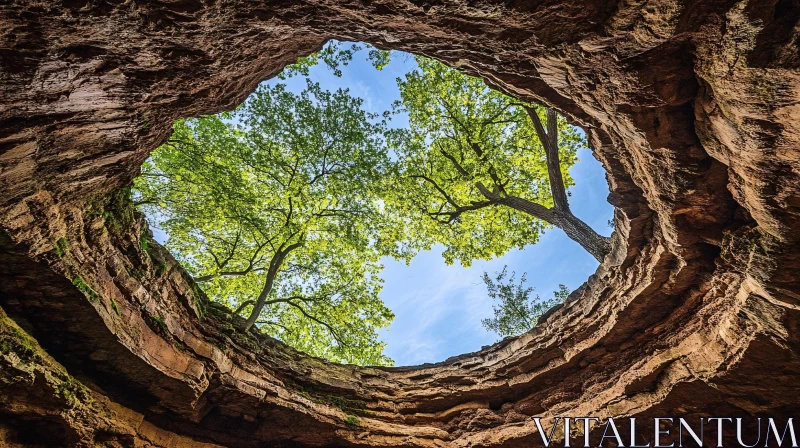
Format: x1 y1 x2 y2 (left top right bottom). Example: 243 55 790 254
550 209 611 262
483 190 611 262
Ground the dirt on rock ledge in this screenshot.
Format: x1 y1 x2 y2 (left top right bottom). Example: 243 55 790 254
1 0 799 446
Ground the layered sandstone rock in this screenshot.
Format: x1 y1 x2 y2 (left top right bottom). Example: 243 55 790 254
1 0 799 446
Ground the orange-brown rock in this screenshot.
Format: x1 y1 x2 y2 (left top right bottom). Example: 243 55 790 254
1 0 799 446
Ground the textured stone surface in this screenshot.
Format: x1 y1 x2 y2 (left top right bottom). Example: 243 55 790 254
0 0 799 446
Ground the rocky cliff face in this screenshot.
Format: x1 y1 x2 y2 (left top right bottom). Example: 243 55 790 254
1 0 799 446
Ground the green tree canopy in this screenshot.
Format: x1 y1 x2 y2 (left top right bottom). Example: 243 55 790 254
134 80 397 366
481 267 569 338
133 50 608 365
279 41 391 79
384 56 610 265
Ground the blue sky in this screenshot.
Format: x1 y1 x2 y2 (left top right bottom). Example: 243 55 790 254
153 43 614 366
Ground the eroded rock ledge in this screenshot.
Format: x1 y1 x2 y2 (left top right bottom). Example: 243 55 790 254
1 0 799 446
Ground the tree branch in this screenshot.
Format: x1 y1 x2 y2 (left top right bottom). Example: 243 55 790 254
283 300 348 347
234 300 255 315
256 320 292 334
475 182 555 223
428 199 496 223
437 144 471 178
524 106 570 212
465 141 508 195
409 174 461 210
195 236 268 282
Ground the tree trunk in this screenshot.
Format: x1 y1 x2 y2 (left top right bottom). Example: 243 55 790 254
241 242 302 332
487 191 611 262
517 105 612 262
550 209 611 262
241 260 281 332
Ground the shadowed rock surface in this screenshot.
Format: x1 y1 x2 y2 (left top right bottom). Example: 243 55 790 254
1 0 799 446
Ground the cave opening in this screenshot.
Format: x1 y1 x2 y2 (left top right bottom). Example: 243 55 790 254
130 40 614 367
3 1 799 446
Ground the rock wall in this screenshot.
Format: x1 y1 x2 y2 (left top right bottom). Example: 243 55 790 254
1 0 798 446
